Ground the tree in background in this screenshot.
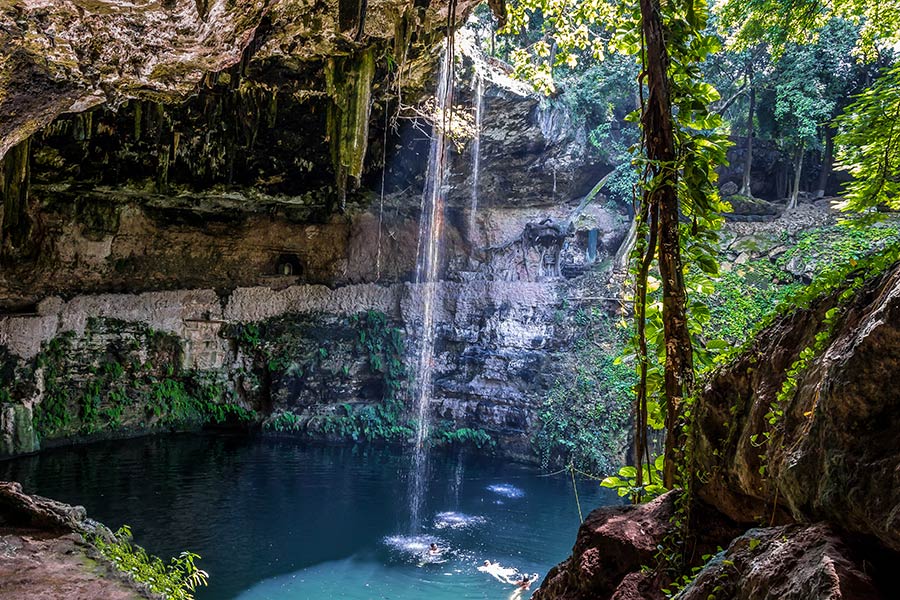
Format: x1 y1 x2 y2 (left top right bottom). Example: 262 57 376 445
718 0 899 205
497 0 728 496
491 0 899 503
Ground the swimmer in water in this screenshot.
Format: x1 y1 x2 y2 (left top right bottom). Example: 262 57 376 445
416 542 445 567
478 560 520 584
509 573 535 600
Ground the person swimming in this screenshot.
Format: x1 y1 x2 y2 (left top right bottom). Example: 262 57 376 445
516 573 533 590
429 543 440 555
478 560 520 584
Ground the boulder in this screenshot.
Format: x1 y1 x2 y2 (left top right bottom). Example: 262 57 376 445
535 262 900 600
0 480 88 534
674 524 883 600
694 262 900 552
532 492 676 600
720 181 739 196
724 194 780 218
0 481 146 598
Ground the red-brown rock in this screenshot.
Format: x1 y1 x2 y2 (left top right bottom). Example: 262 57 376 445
532 492 676 600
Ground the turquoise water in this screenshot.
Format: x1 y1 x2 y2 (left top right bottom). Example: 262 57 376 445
1 435 619 599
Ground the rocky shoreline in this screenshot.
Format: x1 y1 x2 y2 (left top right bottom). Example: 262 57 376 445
0 481 157 600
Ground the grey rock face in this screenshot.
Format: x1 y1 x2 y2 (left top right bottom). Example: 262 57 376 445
674 524 883 600
695 263 900 552
0 404 37 457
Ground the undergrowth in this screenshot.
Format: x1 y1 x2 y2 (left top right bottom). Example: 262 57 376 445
94 525 208 600
534 308 634 475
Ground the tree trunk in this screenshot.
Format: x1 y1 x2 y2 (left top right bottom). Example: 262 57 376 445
639 0 694 490
738 72 755 197
788 143 804 209
815 127 834 198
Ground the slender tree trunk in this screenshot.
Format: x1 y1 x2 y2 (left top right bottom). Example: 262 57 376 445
788 143 804 209
639 0 694 490
739 73 755 197
776 163 787 200
815 127 834 198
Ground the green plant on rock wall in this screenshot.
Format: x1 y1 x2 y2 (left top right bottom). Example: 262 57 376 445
29 320 255 441
80 380 103 434
320 310 415 443
232 319 334 376
432 425 494 449
238 323 262 349
93 525 208 600
146 374 256 427
320 402 414 442
534 309 634 475
32 332 76 438
253 311 415 443
265 410 302 432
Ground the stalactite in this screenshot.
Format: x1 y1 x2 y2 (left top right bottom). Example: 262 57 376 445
195 0 209 21
267 91 278 129
325 47 376 210
134 102 143 141
157 144 170 194
0 138 33 259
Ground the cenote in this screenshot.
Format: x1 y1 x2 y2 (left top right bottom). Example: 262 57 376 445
1 435 618 599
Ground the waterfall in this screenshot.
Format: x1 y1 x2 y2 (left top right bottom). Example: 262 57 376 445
409 39 454 530
468 72 484 240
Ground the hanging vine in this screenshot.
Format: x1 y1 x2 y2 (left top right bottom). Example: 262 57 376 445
500 0 730 502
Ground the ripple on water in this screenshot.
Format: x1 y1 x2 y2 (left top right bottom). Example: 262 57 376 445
433 511 487 530
382 534 476 566
383 534 441 555
383 534 446 563
486 483 525 498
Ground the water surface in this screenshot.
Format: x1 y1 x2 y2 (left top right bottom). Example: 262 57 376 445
1 435 618 599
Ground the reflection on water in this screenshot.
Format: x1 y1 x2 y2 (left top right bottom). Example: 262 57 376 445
433 511 487 530
1 434 620 599
485 484 525 499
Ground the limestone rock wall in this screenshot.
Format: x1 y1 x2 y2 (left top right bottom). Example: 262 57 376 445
0 278 585 459
0 9 631 462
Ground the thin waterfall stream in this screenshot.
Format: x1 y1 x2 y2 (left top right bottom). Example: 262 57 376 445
409 38 454 530
469 72 484 239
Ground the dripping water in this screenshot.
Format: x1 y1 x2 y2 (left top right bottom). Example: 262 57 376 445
468 72 484 240
451 450 465 506
409 38 454 531
376 98 389 281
